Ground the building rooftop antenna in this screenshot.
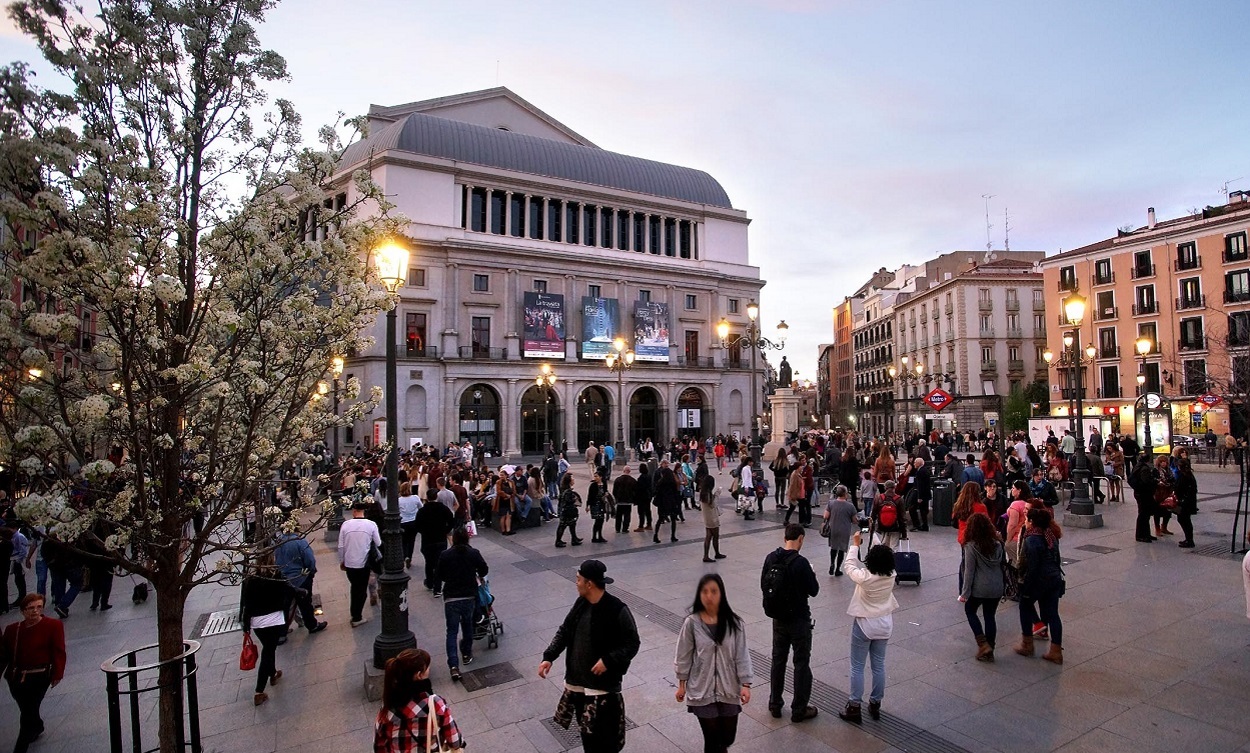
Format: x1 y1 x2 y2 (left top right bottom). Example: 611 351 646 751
1003 207 1011 252
982 194 995 255
1223 177 1244 197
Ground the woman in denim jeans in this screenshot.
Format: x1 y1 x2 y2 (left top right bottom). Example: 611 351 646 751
837 532 899 724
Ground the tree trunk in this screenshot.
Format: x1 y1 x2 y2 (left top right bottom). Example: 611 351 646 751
155 584 187 753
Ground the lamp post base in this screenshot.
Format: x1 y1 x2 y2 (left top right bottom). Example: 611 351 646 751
1063 499 1104 528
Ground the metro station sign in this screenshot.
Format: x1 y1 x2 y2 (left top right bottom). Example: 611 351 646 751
1197 393 1222 407
922 388 955 412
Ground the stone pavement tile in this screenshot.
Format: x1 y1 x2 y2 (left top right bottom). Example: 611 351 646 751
278 698 377 746
621 677 688 726
816 642 947 691
1100 704 1248 753
795 713 894 753
1186 654 1250 704
1143 618 1247 663
620 721 684 753
913 662 1030 705
1088 645 1203 686
999 682 1130 733
1052 726 1171 753
1145 681 1250 736
927 724 1007 753
201 719 278 753
944 704 1083 753
472 682 563 728
649 705 714 753
292 724 375 752
1059 577 1155 612
1053 664 1166 705
875 676 979 728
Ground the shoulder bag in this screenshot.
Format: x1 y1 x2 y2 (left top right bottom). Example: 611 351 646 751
424 696 450 752
239 631 258 671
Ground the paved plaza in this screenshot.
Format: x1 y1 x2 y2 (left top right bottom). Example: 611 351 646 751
3 463 1249 753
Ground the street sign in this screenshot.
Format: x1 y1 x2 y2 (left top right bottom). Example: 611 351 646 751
1198 393 1222 407
922 388 954 412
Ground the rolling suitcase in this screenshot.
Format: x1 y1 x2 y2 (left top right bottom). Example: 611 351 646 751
894 539 921 584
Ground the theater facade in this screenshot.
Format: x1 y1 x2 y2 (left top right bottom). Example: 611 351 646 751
333 88 765 459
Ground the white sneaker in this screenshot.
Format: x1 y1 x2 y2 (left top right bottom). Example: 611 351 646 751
351 619 366 628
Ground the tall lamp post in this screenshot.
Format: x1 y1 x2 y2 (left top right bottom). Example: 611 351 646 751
372 241 417 668
605 337 634 466
1042 293 1103 527
1136 336 1158 455
717 300 787 462
888 357 925 440
330 356 344 463
536 364 558 456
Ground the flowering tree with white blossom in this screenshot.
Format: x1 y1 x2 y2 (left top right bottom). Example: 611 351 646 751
0 1 400 748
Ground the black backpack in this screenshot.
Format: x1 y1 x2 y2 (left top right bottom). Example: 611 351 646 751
761 550 799 619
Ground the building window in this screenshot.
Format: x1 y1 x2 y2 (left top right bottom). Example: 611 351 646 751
638 289 651 303
405 312 427 356
1176 242 1199 271
1098 327 1118 358
1058 266 1077 291
1137 322 1158 353
534 279 547 293
1179 317 1205 350
1132 250 1154 278
1141 362 1161 394
408 267 426 287
633 212 646 252
1135 284 1156 315
510 193 526 237
1035 345 1046 363
1226 232 1248 263
468 187 487 232
1033 313 1045 331
1008 345 1020 361
80 312 94 352
617 210 630 251
1096 290 1116 319
727 337 742 368
588 284 601 299
473 274 489 292
547 199 563 242
600 207 613 248
1178 277 1203 309
490 190 506 235
981 346 993 363
979 314 992 334
649 215 661 255
679 220 693 259
471 316 491 355
583 204 597 245
728 299 740 314
1100 366 1120 398
1005 289 1019 306
565 202 579 243
1226 270 1250 303
528 197 544 239
1032 288 1044 306
1230 311 1250 347
1094 258 1114 284
1183 359 1207 395
1006 313 1020 331
685 294 697 310
685 330 699 362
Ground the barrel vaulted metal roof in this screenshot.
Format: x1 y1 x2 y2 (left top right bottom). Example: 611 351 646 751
339 112 734 209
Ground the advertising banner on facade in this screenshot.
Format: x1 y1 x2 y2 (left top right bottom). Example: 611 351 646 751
523 292 566 359
580 296 622 360
633 301 670 362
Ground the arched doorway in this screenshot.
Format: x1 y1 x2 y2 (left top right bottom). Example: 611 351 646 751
676 387 710 439
458 384 500 454
576 386 611 452
629 387 661 449
520 385 561 455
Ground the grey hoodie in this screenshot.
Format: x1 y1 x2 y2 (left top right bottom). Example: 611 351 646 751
960 541 1005 600
674 614 754 707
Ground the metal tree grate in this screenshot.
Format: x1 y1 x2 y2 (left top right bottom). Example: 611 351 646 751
1074 544 1120 554
190 610 242 639
1189 542 1245 560
459 662 522 692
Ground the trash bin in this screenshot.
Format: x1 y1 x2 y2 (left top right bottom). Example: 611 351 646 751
931 479 956 527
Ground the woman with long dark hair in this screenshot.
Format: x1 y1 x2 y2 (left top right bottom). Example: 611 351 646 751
674 574 752 753
1174 458 1198 548
769 448 790 508
699 476 726 562
950 481 986 546
838 533 899 724
555 473 583 548
375 648 465 751
958 513 1005 661
1014 507 1065 664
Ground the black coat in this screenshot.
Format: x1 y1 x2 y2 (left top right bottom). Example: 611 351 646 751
542 591 640 692
653 468 681 515
634 473 653 507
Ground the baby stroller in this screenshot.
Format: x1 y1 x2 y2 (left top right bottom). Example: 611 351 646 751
473 576 504 649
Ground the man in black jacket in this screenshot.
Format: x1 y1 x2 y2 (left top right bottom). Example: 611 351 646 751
414 490 455 596
539 560 640 753
632 463 653 532
904 456 933 531
611 466 636 534
436 526 489 681
761 523 820 723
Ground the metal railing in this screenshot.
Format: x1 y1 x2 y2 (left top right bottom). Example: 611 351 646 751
1132 301 1158 316
1093 271 1115 285
1178 336 1207 352
1008 359 1025 372
1098 345 1121 359
1176 294 1206 310
104 640 202 753
458 346 507 360
1095 306 1118 320
1174 256 1202 271
404 345 439 358
1224 289 1250 304
1005 299 1020 310
1131 263 1156 279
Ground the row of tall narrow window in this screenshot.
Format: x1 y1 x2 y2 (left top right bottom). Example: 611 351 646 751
460 186 698 259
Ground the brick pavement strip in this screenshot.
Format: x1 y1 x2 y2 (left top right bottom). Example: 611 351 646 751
3 465 1249 753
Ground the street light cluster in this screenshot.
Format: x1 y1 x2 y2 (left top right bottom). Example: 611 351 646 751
716 300 787 453
1042 293 1101 524
605 337 634 464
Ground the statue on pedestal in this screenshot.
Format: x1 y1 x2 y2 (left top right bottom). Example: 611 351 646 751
778 356 792 388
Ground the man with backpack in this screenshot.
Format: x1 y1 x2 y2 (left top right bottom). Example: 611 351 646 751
871 480 907 548
761 523 820 723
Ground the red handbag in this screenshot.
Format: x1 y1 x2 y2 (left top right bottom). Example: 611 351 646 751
239 631 258 671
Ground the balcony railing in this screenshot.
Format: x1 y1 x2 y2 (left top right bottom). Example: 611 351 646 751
1223 247 1249 264
981 359 998 372
1005 298 1020 311
1131 263 1156 279
979 328 995 338
1057 279 1078 292
1097 387 1122 399
1174 256 1202 272
1225 289 1250 304
1132 301 1158 316
945 302 954 315
931 309 940 320
458 346 506 360
1176 294 1206 311
1093 271 1115 285
404 344 439 358
1005 328 1023 339
1032 297 1045 310
978 298 993 311
1095 306 1118 321
945 331 955 342
1178 336 1207 352
1058 388 1087 400
1098 345 1121 359
675 356 715 368
1008 359 1025 372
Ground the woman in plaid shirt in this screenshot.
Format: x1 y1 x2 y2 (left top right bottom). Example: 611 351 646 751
375 649 465 752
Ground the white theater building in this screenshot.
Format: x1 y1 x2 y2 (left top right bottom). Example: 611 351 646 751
332 88 767 459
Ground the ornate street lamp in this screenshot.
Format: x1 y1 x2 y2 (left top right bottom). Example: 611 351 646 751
604 337 634 465
1043 293 1103 526
372 240 416 668
536 363 558 456
1135 335 1160 455
717 300 786 462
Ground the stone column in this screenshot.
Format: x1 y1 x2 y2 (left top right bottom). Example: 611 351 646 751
503 378 521 461
483 187 492 234
563 380 579 454
503 191 511 236
443 377 458 447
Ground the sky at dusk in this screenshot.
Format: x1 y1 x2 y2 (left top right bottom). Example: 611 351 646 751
4 0 1249 380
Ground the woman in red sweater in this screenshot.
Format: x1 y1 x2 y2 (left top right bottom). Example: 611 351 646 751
1 593 66 751
951 482 988 545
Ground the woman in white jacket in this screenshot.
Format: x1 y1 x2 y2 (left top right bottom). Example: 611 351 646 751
838 532 900 724
674 573 753 753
